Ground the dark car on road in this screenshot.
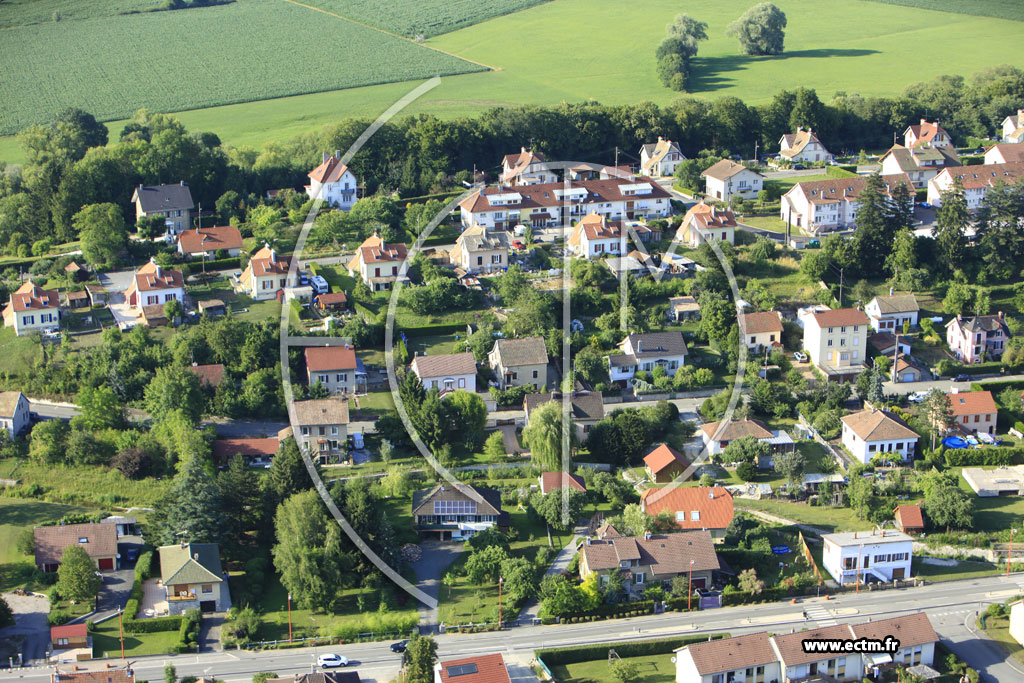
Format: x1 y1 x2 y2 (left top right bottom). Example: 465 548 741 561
390 640 409 653
954 374 970 382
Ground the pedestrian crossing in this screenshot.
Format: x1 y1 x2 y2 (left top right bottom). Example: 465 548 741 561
804 604 838 626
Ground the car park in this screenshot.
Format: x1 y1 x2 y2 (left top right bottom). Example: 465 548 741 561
317 654 349 668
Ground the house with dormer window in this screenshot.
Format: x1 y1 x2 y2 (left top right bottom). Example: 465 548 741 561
578 530 719 597
946 312 1012 363
3 281 61 336
306 151 359 210
607 331 687 385
347 234 408 291
411 483 507 541
781 174 913 235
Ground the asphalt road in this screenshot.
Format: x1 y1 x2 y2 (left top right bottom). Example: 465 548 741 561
884 374 1024 397
8 573 1021 683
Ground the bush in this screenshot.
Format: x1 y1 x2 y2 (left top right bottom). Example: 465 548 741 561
537 634 726 666
123 615 183 633
47 608 71 626
943 447 1024 467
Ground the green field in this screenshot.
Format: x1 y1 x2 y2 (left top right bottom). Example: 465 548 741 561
302 0 548 38
549 652 675 683
0 0 484 135
0 497 87 590
865 0 1024 21
0 0 173 28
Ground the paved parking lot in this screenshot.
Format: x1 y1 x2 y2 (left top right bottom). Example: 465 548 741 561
0 591 50 663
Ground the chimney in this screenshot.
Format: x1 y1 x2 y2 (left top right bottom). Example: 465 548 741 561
521 146 527 154
999 310 1004 319
889 287 894 296
180 540 187 548
644 531 652 540
335 150 341 160
657 136 664 143
951 387 959 394
322 152 329 163
921 118 928 126
957 314 962 322
194 553 199 560
179 180 185 186
270 249 277 264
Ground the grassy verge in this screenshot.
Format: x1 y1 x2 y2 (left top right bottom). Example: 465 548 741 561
549 652 675 683
912 557 1000 582
978 614 1024 665
91 620 181 658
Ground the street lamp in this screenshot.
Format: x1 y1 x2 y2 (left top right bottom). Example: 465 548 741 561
687 560 695 611
118 606 124 660
856 544 863 594
1008 529 1018 578
497 577 504 629
288 593 293 643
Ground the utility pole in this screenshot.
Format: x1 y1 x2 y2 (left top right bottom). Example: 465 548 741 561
754 140 759 163
614 146 619 173
497 576 504 629
838 268 845 306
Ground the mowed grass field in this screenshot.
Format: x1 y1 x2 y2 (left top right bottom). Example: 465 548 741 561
302 0 550 38
0 0 485 135
2 0 1024 163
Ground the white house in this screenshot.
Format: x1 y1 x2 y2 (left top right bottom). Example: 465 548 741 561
0 391 30 437
700 418 794 460
448 224 508 273
822 528 913 585
679 202 736 247
2 281 61 336
124 258 185 310
411 352 477 395
904 119 952 149
772 624 865 682
701 159 764 202
984 142 1024 165
608 331 687 385
346 233 408 291
865 293 919 332
779 128 833 164
850 614 938 671
841 409 919 465
306 151 358 210
567 213 622 257
458 177 671 230
802 308 869 378
878 144 960 189
927 161 1024 209
639 137 685 176
781 174 913 235
1010 600 1024 646
500 148 556 185
1002 110 1024 143
674 632 782 683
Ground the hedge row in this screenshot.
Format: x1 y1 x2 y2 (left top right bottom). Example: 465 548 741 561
395 191 463 208
558 600 655 621
120 550 184 634
664 596 700 612
399 322 470 336
942 447 1024 467
174 609 202 653
722 586 800 606
937 360 1004 377
974 380 1024 394
537 634 726 666
181 256 243 275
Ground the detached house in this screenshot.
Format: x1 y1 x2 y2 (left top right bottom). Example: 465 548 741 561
411 352 477 395
488 336 548 390
904 119 952 148
781 174 913 235
701 159 763 202
878 144 960 189
822 528 913 585
865 293 919 332
500 147 556 186
1001 109 1024 143
579 530 720 596
674 632 782 683
523 390 604 442
347 234 407 291
34 523 118 573
176 225 244 259
641 443 691 482
608 331 687 385
158 542 231 614
667 295 700 322
411 483 507 541
639 137 685 176
640 486 734 541
699 418 794 460
448 224 508 273
238 245 296 300
292 397 349 463
679 202 736 247
984 142 1024 165
802 307 869 378
737 311 784 351
568 213 622 257
0 391 30 437
946 312 1012 363
841 409 919 464
436 653 511 683
306 151 359 210
305 345 362 395
894 503 925 534
3 281 61 336
538 471 586 495
125 258 184 310
779 128 832 164
212 437 279 466
946 389 998 436
131 181 194 236
927 161 1024 209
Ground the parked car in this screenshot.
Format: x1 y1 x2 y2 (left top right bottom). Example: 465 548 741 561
954 374 970 382
126 549 139 561
793 351 808 363
792 164 806 170
317 654 349 668
907 391 929 403
807 240 821 248
917 202 931 209
390 640 409 653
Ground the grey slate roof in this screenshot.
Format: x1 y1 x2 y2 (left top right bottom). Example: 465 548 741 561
625 331 688 358
159 543 224 585
523 391 605 421
133 182 194 213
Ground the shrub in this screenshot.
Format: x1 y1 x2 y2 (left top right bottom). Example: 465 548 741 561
47 609 71 626
537 634 726 666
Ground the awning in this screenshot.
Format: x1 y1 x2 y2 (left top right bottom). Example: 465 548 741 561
868 653 893 665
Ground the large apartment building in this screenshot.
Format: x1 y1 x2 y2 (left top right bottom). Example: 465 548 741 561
780 174 912 235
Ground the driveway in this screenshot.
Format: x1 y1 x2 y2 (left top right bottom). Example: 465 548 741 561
0 591 50 664
499 425 526 454
411 542 463 632
97 269 136 293
92 567 134 620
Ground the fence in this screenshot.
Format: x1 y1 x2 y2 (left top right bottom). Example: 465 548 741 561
798 530 824 585
245 630 409 649
797 412 852 471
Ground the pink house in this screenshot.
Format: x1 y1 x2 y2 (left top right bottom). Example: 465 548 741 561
945 313 1012 364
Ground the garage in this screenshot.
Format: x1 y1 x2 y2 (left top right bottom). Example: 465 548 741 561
200 600 217 613
690 577 707 590
97 557 115 571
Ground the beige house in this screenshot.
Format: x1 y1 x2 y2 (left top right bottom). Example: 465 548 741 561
779 128 833 164
946 390 997 436
781 174 913 234
904 119 952 148
737 311 784 350
176 225 244 259
878 144 960 188
567 213 623 258
347 234 408 291
411 352 477 395
131 181 194 236
488 336 548 390
667 296 700 322
927 161 1024 209
238 245 296 300
701 159 763 201
125 258 185 310
500 147 556 186
579 531 719 596
639 137 685 176
841 409 919 464
679 202 736 247
802 307 869 378
449 224 508 273
305 345 362 395
3 281 61 336
158 542 231 614
293 397 349 463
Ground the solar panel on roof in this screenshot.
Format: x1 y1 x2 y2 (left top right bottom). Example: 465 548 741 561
447 663 479 677
434 500 477 515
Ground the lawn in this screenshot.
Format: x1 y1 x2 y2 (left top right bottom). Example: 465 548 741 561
0 497 87 590
91 619 181 658
549 652 675 683
0 328 41 377
353 390 396 417
5 461 173 508
980 614 1024 665
0 0 485 135
733 498 866 533
912 556 1000 582
4 0 1023 165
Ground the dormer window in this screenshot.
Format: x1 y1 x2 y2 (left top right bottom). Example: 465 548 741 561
690 510 700 521
78 537 88 543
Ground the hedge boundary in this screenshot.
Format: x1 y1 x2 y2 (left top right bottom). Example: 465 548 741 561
537 633 726 666
119 550 184 634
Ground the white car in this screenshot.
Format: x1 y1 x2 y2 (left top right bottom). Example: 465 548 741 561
317 654 349 668
907 391 929 403
793 351 808 363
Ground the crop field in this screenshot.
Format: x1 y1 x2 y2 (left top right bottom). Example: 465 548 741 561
0 0 172 28
0 0 484 135
302 0 549 38
864 0 1024 22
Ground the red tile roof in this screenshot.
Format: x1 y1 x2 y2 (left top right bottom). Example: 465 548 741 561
642 444 690 475
641 486 734 531
680 633 778 676
437 653 510 683
946 390 997 416
539 472 586 494
53 668 135 683
700 418 773 442
684 202 737 230
582 531 720 574
738 311 784 335
458 177 670 214
177 226 243 254
906 120 948 146
936 161 1024 190
810 308 870 327
248 245 291 276
133 260 184 292
850 612 938 649
6 281 59 312
305 345 357 372
895 504 924 530
187 364 225 387
309 154 351 184
212 438 279 461
34 523 118 566
51 623 88 639
773 624 857 666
